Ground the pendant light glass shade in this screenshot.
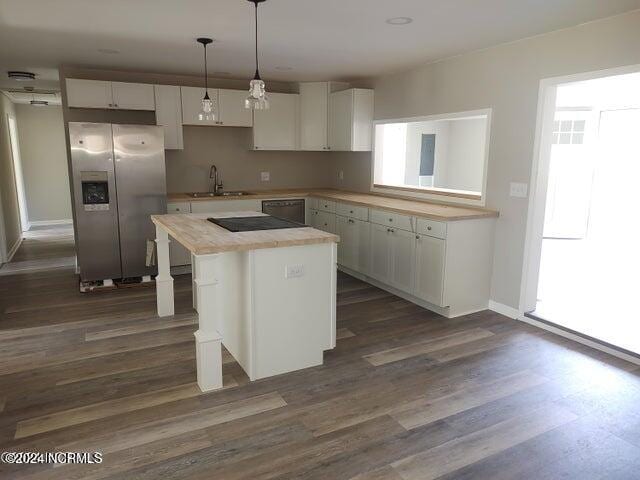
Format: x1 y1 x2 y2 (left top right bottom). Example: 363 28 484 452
197 37 216 121
246 0 269 110
199 92 215 121
245 78 268 109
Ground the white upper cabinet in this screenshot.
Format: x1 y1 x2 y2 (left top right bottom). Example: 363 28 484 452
66 79 154 110
252 92 299 150
154 85 183 150
329 88 374 151
66 79 114 109
217 89 253 127
299 82 329 151
181 87 252 127
111 82 155 110
181 87 219 126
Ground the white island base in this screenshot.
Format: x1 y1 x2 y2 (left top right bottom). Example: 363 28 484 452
153 214 338 392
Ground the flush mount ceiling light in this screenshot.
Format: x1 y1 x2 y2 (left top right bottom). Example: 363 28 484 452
385 17 413 25
245 0 269 110
30 94 48 106
8 71 36 81
196 37 216 122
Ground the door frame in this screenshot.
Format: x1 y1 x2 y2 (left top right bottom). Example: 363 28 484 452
520 63 640 314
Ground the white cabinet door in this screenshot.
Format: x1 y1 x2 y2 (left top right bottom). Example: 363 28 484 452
253 93 298 150
414 234 446 306
308 209 321 228
66 79 113 108
154 85 183 150
336 215 355 269
389 228 416 293
328 88 373 151
167 202 192 266
190 199 262 214
181 87 219 125
328 89 352 151
299 82 329 150
357 219 371 275
316 211 336 234
218 89 253 127
369 223 392 283
111 82 155 110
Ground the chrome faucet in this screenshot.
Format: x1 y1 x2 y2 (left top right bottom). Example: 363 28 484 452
209 164 223 195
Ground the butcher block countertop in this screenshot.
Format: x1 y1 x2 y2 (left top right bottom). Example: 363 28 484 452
167 189 499 222
152 212 339 255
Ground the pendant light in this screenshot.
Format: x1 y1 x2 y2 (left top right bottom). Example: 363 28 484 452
245 0 269 110
197 37 215 121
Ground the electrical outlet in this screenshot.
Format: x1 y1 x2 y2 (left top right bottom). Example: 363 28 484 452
338 170 344 181
510 182 528 198
285 264 304 279
261 171 270 182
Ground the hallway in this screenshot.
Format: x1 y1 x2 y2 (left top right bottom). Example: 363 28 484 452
0 225 75 276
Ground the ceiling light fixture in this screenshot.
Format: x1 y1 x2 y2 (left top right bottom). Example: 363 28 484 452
30 94 48 106
196 37 215 122
385 17 413 25
97 48 120 55
245 0 269 110
8 71 36 81
275 66 293 71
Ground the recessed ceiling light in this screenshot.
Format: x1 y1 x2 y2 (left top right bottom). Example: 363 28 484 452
8 71 36 81
97 48 120 55
275 66 293 71
385 17 413 25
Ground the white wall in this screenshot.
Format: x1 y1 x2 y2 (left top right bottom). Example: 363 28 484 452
15 104 72 224
443 118 486 192
372 10 640 309
0 93 21 257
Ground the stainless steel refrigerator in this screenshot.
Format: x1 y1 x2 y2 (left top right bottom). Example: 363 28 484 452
68 122 167 282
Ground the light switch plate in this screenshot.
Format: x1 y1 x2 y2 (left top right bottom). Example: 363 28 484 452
338 170 344 181
261 171 270 182
285 264 304 279
510 182 528 198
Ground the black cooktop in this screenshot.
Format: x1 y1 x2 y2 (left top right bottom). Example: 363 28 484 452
207 215 307 232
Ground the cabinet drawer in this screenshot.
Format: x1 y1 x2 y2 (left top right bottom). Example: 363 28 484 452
306 197 318 210
167 202 191 214
370 209 413 232
316 211 336 233
317 199 336 213
336 202 368 221
416 218 447 239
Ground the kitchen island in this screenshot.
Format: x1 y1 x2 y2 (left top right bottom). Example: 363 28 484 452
152 211 339 392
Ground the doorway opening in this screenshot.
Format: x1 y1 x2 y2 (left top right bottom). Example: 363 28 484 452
524 68 640 356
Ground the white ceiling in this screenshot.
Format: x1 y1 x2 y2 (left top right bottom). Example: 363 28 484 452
1 0 639 91
2 90 61 105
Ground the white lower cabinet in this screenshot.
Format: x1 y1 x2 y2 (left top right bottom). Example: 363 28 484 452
414 234 446 306
167 202 192 267
369 223 393 282
389 228 416 292
190 199 262 214
315 211 336 234
336 215 370 273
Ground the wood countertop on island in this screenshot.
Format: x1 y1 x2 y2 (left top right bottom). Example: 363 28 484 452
152 212 339 255
167 189 499 222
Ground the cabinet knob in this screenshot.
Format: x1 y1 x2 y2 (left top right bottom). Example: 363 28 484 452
114 104 119 108
389 218 393 222
427 226 432 231
416 235 420 240
108 103 113 107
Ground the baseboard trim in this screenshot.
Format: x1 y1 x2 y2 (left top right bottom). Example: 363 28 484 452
488 300 520 319
28 219 73 229
488 300 640 366
6 237 22 262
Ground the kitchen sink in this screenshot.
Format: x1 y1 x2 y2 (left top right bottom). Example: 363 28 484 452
187 191 251 198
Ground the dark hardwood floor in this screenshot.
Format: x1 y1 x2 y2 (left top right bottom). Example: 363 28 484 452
1 228 639 479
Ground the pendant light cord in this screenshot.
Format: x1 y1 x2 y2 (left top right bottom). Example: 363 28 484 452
203 43 209 92
254 1 260 80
